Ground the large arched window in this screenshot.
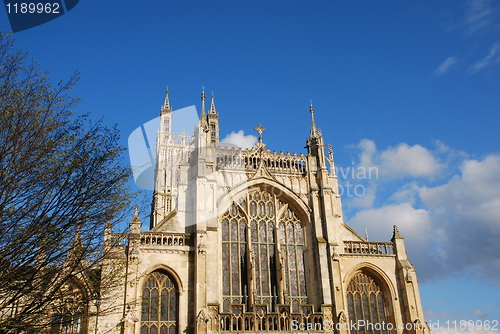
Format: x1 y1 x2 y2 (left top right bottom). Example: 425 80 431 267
221 189 307 313
141 271 178 334
347 271 391 334
50 277 87 334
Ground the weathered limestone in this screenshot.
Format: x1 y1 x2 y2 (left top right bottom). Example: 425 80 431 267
97 91 429 334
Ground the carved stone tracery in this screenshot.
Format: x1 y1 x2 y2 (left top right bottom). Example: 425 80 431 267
219 188 311 331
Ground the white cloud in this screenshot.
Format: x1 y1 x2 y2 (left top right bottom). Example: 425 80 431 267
347 185 376 209
424 308 492 333
470 40 500 73
434 57 458 76
388 182 419 205
345 138 500 283
418 154 500 282
379 143 443 178
220 130 257 149
348 203 433 252
357 138 377 168
463 0 497 34
419 155 500 230
355 139 443 180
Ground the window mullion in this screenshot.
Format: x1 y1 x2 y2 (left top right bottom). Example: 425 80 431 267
157 284 161 328
229 237 233 299
292 223 298 297
245 193 254 308
274 195 284 305
257 231 262 301
266 223 272 302
286 226 291 304
375 292 382 329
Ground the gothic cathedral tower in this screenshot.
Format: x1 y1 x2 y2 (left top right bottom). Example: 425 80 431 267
100 89 429 334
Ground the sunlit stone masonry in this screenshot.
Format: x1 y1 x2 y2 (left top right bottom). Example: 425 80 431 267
98 89 429 334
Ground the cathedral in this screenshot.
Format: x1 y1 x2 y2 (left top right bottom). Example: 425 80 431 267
98 89 429 334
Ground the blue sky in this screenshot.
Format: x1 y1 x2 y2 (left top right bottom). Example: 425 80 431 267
2 1 499 332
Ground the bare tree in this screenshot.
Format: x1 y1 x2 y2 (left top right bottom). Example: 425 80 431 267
0 33 135 333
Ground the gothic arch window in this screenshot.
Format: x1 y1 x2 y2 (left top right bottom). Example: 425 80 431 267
50 278 87 334
221 189 307 313
141 271 178 334
346 271 392 334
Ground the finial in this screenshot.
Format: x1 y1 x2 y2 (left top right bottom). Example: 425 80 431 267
201 86 206 112
162 86 172 112
199 87 208 129
254 124 266 144
209 91 217 115
392 225 403 239
201 86 206 101
309 100 317 138
133 205 139 219
328 144 334 160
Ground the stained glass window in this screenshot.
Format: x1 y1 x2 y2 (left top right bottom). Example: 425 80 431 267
279 207 307 312
347 272 391 334
50 313 82 334
221 189 307 313
141 271 178 334
221 202 247 310
50 279 85 334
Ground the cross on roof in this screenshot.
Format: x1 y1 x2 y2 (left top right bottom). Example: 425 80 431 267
254 124 266 144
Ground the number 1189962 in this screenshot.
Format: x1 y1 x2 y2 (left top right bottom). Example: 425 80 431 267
5 2 60 14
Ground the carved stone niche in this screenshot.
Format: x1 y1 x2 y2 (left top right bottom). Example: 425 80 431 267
196 309 208 334
337 310 347 324
300 305 314 317
278 305 290 316
196 309 208 323
252 304 268 318
231 304 244 318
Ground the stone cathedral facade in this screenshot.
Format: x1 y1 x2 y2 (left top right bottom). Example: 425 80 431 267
98 90 429 334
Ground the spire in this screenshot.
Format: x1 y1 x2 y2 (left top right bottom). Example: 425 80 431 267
208 91 220 144
201 86 206 117
309 100 318 138
199 86 208 129
209 92 217 115
161 87 171 113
